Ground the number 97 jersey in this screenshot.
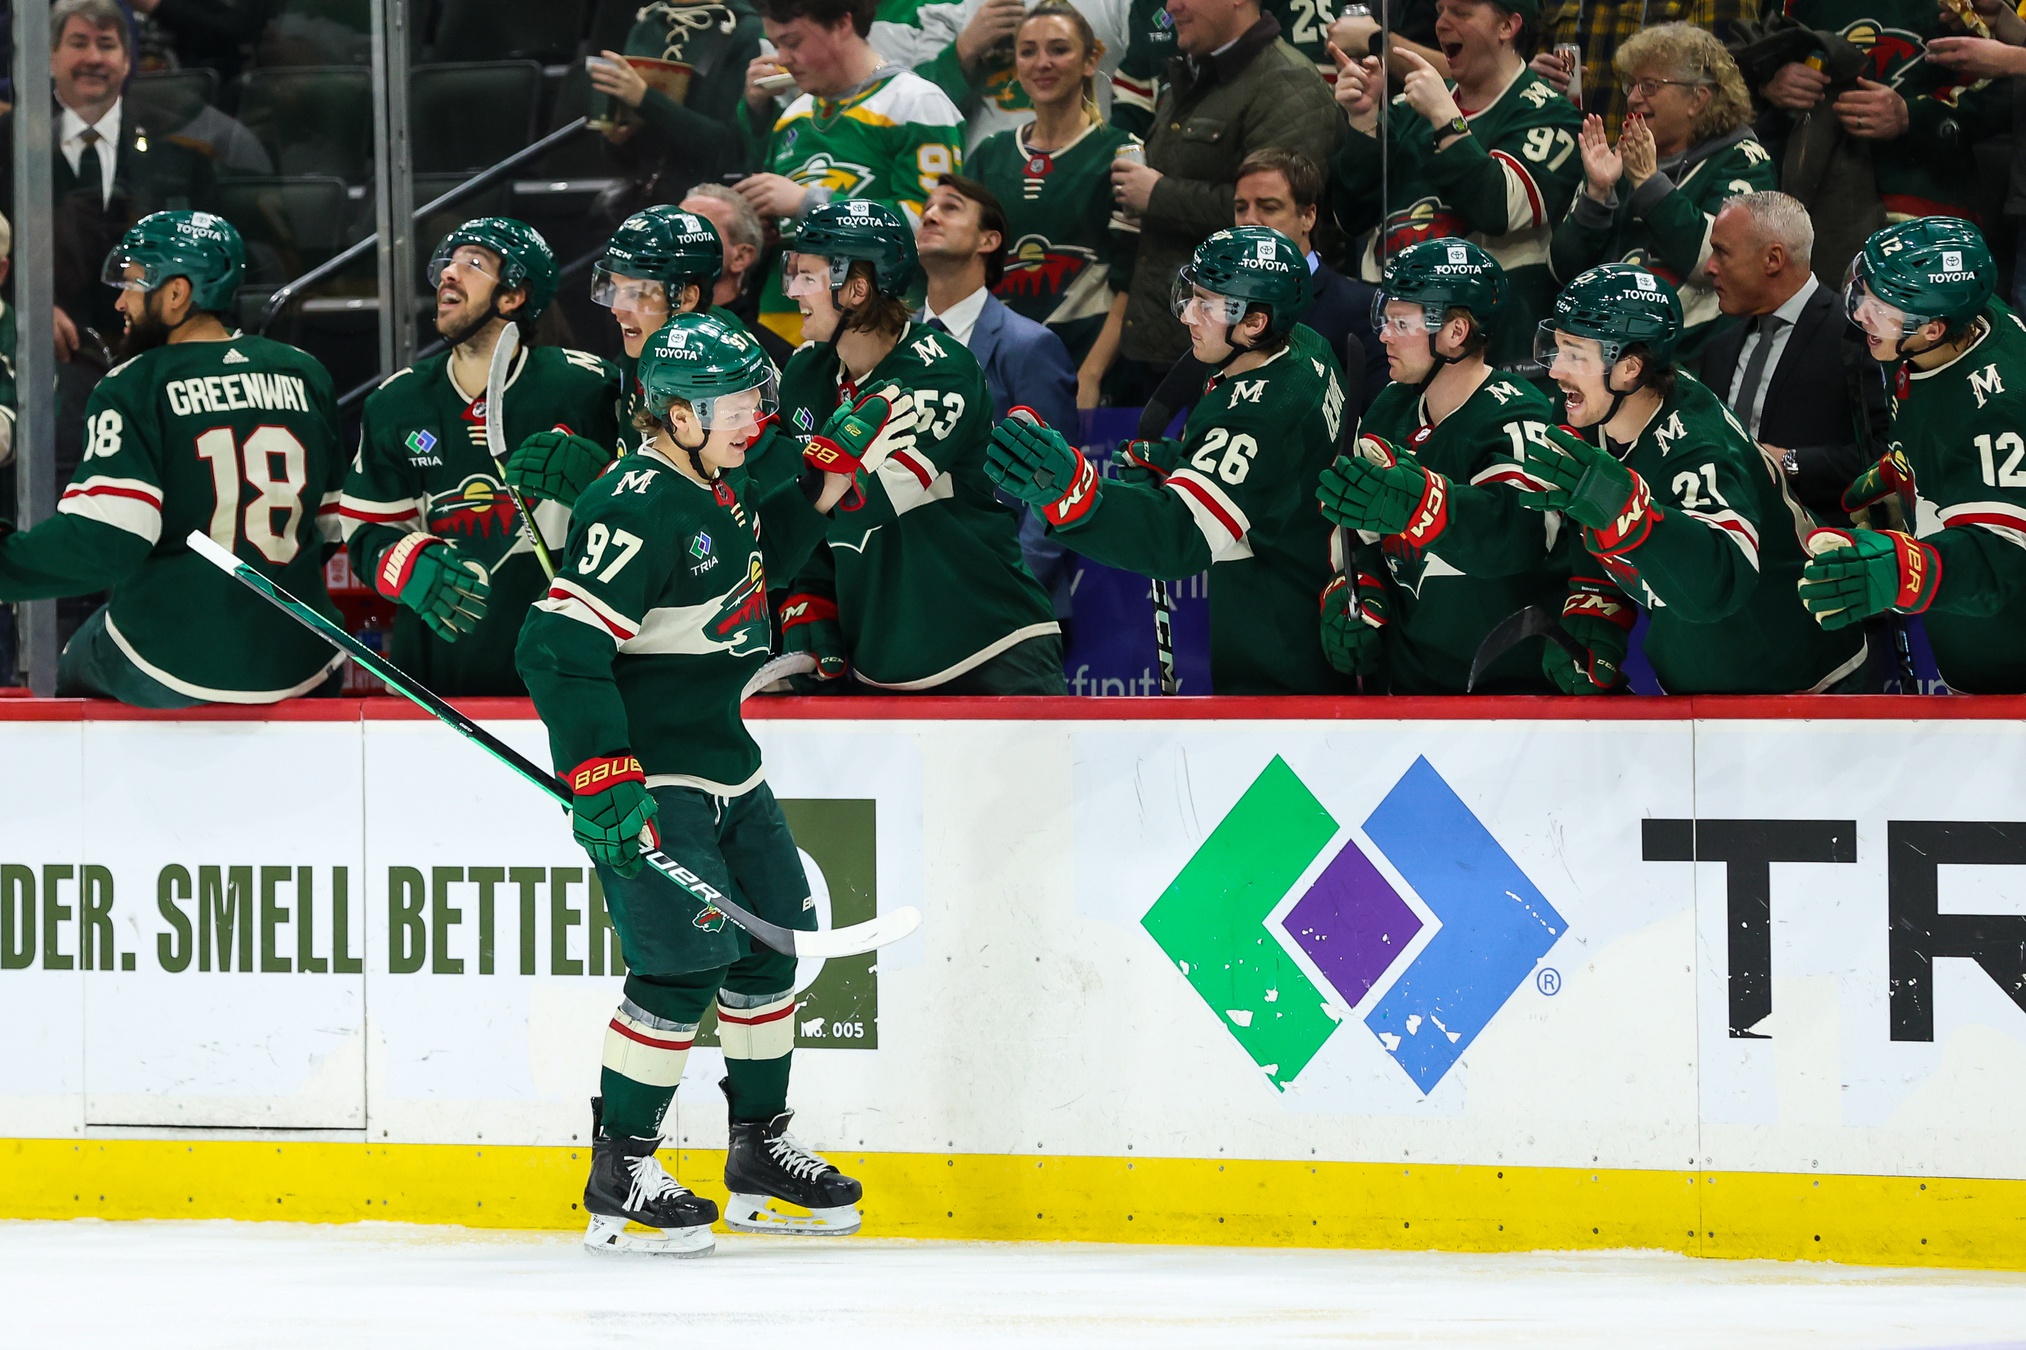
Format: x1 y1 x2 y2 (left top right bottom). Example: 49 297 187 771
65 334 348 701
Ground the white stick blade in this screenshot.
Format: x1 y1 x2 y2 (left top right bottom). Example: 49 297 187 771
185 530 243 573
793 906 922 959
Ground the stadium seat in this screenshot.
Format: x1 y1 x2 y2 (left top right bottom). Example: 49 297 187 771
409 62 543 174
235 66 375 182
430 0 587 65
257 0 375 68
214 176 358 285
126 68 219 133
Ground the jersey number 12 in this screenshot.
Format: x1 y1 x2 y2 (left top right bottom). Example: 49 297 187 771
194 426 310 565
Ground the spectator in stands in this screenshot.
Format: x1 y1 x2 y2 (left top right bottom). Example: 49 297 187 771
1550 23 1775 357
127 0 264 85
916 173 1079 625
899 0 1129 152
1534 0 1752 127
587 1 765 199
964 1 1136 407
1701 191 1886 522
1112 0 1343 401
680 183 798 369
1928 5 2026 312
733 0 965 347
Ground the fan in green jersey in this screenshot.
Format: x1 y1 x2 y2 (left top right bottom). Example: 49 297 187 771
0 211 350 706
1515 262 1866 694
1314 237 1563 693
1802 218 2026 692
517 311 859 1257
986 226 1352 694
342 217 623 696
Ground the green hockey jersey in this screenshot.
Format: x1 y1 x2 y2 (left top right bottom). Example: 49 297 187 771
970 121 1139 363
1550 129 1777 352
0 334 348 701
1886 306 2026 693
1052 322 1354 694
517 446 830 795
739 69 966 347
343 344 622 696
905 0 1131 150
1550 372 1866 693
777 322 1060 687
1356 373 1565 693
1332 66 1585 372
1111 0 1177 140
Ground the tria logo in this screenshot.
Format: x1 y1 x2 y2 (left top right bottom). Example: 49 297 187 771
1142 756 1565 1091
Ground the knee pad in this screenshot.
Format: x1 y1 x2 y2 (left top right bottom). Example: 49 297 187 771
716 987 797 1061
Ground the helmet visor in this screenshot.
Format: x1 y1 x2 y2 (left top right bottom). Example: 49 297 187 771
1373 295 1440 338
100 252 157 293
426 250 499 291
1843 261 1920 340
651 368 781 433
1170 271 1248 325
1536 321 1612 379
781 253 830 299
591 267 669 312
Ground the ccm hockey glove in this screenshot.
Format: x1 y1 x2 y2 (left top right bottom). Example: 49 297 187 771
1840 447 1917 514
1112 439 1174 485
505 430 613 510
1544 579 1635 695
803 384 918 478
1319 571 1388 677
779 592 849 690
1316 435 1450 549
984 408 1099 527
1798 527 1941 630
567 755 660 879
1515 424 1660 554
374 532 490 642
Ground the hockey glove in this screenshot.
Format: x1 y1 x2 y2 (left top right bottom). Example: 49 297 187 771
803 384 919 478
779 592 850 690
374 533 490 643
1320 571 1388 677
505 430 613 510
985 409 1100 528
567 755 660 879
1515 424 1660 554
1798 527 1941 630
1543 580 1635 695
1316 436 1450 550
1840 447 1917 514
1113 439 1174 485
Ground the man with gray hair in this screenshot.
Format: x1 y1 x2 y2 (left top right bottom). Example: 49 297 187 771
679 183 794 369
1700 189 1886 520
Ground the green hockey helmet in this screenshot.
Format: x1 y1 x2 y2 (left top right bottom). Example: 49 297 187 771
428 216 559 320
1171 226 1311 338
1373 237 1509 340
784 198 919 299
1535 262 1682 375
1846 217 1995 339
99 210 245 312
636 310 778 431
593 207 723 311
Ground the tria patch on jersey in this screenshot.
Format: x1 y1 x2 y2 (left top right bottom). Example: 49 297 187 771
793 407 815 432
404 429 438 459
691 532 713 560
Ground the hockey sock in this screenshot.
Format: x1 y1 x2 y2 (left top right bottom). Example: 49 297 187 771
717 987 797 1120
599 971 721 1138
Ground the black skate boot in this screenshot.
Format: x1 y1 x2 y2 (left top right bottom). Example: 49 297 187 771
582 1096 718 1256
720 1079 863 1236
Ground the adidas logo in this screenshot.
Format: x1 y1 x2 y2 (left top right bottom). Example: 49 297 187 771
222 348 248 364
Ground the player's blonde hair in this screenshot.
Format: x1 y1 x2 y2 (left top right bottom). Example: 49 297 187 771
1615 23 1753 145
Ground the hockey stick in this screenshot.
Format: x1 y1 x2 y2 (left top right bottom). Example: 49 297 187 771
484 324 560 580
1151 579 1177 695
186 532 920 959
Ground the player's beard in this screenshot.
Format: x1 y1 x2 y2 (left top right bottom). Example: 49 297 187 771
118 296 175 359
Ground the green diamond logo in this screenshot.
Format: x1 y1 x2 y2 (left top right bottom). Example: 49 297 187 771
690 532 712 560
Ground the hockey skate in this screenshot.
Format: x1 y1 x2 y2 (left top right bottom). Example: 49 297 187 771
582 1097 719 1256
720 1081 864 1236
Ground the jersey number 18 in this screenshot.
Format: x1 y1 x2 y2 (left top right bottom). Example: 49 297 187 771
194 426 310 565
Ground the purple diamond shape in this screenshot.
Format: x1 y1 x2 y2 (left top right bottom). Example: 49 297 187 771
1281 841 1423 1004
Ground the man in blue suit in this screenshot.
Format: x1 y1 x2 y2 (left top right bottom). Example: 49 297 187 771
916 174 1078 629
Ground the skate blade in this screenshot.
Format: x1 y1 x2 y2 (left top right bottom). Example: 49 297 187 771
722 1193 862 1236
583 1213 716 1257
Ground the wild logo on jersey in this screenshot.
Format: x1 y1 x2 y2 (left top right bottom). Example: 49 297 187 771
713 553 772 656
998 235 1099 305
1383 197 1471 257
784 151 875 196
427 474 524 565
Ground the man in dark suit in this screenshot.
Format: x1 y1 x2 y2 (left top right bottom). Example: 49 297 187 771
1701 190 1889 521
915 173 1079 625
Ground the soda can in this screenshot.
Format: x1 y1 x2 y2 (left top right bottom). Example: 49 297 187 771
1555 42 1583 107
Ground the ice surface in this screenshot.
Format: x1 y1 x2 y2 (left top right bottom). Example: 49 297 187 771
3 1220 2025 1349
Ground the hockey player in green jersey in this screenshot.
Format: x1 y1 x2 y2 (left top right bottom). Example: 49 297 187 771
1515 264 1867 694
518 311 861 1257
986 225 1353 695
1313 238 1562 693
0 211 348 706
342 218 622 697
1800 219 2026 693
1328 0 1584 372
776 199 1065 692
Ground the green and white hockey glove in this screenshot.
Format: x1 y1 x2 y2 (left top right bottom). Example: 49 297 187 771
566 754 660 879
1319 571 1387 677
1516 424 1660 555
374 532 490 643
1316 435 1450 550
505 430 613 510
803 384 918 479
985 408 1099 528
1113 439 1174 485
780 592 849 690
1840 447 1917 514
1544 579 1635 695
1798 527 1941 630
